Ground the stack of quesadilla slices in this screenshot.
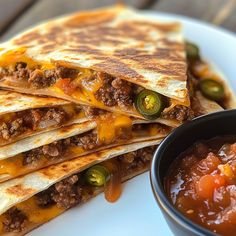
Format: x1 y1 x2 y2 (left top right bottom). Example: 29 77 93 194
0 5 234 235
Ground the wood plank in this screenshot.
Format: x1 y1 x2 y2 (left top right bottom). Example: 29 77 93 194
153 0 236 32
0 0 35 35
0 0 153 42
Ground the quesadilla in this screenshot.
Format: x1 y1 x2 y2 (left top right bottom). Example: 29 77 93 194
0 5 191 125
0 118 170 182
0 140 159 235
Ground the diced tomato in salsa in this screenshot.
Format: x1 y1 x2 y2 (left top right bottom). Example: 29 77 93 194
165 137 236 235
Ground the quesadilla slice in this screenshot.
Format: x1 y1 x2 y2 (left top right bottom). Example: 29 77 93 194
0 5 191 125
0 117 170 182
0 90 96 147
186 41 236 111
0 140 159 235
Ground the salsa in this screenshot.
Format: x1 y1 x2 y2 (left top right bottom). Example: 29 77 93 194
165 136 236 235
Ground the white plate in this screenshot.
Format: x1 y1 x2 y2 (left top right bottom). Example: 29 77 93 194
28 12 236 236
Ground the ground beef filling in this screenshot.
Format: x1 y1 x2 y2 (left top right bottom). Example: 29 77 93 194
95 72 134 108
0 107 68 141
22 129 100 166
52 175 82 209
36 175 82 210
22 140 66 166
3 207 28 233
70 130 99 150
1 63 135 109
0 62 79 88
0 118 25 140
162 105 194 122
118 146 156 177
36 188 55 208
82 106 107 118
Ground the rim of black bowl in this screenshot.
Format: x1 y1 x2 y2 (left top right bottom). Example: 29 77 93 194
150 109 236 236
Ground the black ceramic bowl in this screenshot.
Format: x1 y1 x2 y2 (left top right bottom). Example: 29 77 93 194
150 109 236 236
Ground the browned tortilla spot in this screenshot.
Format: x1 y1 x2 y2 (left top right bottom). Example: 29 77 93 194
40 166 57 179
6 184 35 197
13 32 40 45
158 39 184 50
64 11 116 28
94 57 143 80
156 77 168 87
41 44 58 54
142 62 186 78
63 46 105 56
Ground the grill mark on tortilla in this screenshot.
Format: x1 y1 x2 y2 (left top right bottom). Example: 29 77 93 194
142 62 186 78
114 48 186 79
63 46 105 56
94 57 144 81
114 48 185 62
41 44 58 54
69 31 125 45
40 158 90 179
6 184 34 197
13 32 40 45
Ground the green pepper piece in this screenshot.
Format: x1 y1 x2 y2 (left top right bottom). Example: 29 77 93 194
199 79 225 101
185 41 200 59
85 165 110 187
135 89 164 120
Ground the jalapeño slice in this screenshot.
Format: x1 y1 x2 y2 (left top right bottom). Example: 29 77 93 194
85 165 110 187
199 79 225 101
185 41 200 60
135 89 164 120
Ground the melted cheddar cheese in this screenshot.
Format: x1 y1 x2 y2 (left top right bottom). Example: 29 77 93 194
17 197 64 224
0 197 65 233
96 114 132 144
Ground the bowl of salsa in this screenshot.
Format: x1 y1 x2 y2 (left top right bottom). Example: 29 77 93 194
150 109 236 236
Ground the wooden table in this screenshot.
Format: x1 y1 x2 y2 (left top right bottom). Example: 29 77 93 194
0 0 236 42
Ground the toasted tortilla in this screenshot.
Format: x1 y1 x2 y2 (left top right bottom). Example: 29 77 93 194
0 118 170 182
0 139 160 236
0 90 69 114
0 5 189 121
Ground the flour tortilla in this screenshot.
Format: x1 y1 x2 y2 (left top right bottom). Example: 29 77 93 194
0 90 70 115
